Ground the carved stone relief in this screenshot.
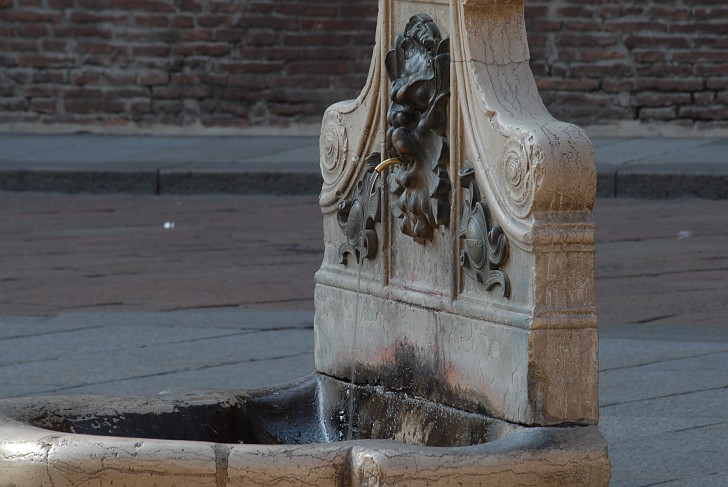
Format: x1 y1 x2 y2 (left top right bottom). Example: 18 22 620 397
384 14 451 244
501 136 544 219
459 167 511 298
337 154 382 264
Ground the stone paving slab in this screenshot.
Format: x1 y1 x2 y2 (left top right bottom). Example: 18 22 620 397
0 193 727 486
2 134 728 198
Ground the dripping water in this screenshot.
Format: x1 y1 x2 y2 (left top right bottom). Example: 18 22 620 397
345 169 381 441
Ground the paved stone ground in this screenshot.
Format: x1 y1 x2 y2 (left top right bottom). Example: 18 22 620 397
1 192 727 486
1 193 322 315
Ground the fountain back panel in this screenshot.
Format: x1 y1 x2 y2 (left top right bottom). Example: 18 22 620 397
316 1 600 428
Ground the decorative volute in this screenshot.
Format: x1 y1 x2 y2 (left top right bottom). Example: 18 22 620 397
315 0 599 427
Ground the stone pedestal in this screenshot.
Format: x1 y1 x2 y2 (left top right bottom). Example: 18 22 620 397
315 0 605 439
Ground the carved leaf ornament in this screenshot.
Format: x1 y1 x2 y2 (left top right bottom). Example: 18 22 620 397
337 154 382 264
384 14 451 244
459 167 511 298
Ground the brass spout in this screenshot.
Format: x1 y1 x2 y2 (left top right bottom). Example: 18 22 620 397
375 157 402 173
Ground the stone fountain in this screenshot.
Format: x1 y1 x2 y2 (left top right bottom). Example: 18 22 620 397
0 0 610 485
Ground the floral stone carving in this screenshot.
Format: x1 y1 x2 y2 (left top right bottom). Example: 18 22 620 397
459 167 510 298
384 13 451 244
337 154 382 264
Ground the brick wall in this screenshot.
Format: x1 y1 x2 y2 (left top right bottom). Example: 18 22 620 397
526 0 728 131
0 0 377 130
0 0 726 132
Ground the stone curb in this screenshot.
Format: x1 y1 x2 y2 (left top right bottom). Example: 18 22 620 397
2 167 727 199
597 170 728 199
0 169 324 196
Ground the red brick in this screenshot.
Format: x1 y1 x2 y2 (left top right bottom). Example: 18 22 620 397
556 6 595 17
340 3 377 17
633 50 665 63
70 12 128 23
4 40 37 52
138 71 169 86
693 92 715 105
247 31 278 47
153 85 210 99
198 15 232 28
33 70 68 83
639 78 704 92
707 78 728 90
636 64 692 77
557 33 620 47
170 72 200 84
215 28 245 43
176 0 202 12
16 24 46 37
694 7 728 20
717 91 728 104
75 41 120 55
218 61 283 74
638 107 676 120
172 16 194 28
2 10 62 22
0 97 29 111
53 25 113 39
210 2 239 14
603 20 668 33
151 100 183 114
29 99 57 114
176 43 231 57
48 0 74 7
602 79 639 92
536 78 599 91
18 55 76 68
646 7 690 21
132 45 171 57
130 100 153 113
6 69 32 83
134 15 169 27
674 50 728 63
70 71 103 85
25 85 61 97
564 20 602 31
179 30 213 42
634 92 692 107
300 18 349 32
238 16 298 31
672 22 728 34
65 98 125 114
678 105 726 120
109 0 174 12
286 61 349 76
572 63 633 78
625 35 690 49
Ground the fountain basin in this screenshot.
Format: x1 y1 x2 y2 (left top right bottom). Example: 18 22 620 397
0 374 608 486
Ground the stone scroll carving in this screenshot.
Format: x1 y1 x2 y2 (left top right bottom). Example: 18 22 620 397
336 154 382 265
384 14 451 244
459 167 511 298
